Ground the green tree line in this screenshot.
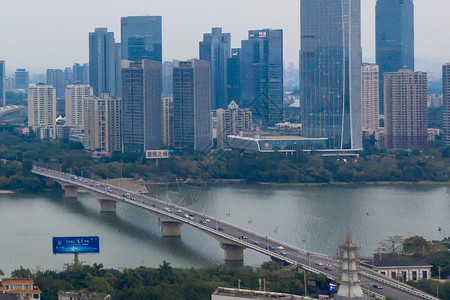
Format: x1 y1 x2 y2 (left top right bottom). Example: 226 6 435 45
0 127 448 191
11 262 330 300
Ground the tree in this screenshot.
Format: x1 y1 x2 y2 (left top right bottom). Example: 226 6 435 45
377 236 405 254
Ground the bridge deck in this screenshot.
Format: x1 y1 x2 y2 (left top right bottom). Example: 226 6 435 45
32 166 438 300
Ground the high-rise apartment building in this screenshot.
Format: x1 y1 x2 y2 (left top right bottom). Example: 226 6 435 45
361 64 380 136
15 69 29 92
161 96 172 148
376 0 414 114
64 67 73 86
89 28 117 97
216 101 252 150
227 49 240 105
28 84 56 127
240 29 283 126
65 84 93 127
173 59 212 151
300 0 362 150
73 63 89 84
121 60 162 153
84 94 121 153
200 27 231 110
46 69 65 98
442 63 450 147
121 16 162 62
162 61 173 97
0 61 5 106
384 70 427 149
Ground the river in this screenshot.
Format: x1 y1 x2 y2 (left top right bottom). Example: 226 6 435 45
0 184 448 273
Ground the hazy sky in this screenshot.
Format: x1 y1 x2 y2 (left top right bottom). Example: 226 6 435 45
1 0 449 74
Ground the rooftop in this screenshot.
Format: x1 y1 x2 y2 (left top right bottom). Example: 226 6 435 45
212 287 315 299
371 253 433 268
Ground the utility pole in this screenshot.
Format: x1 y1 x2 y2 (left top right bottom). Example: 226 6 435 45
304 268 308 297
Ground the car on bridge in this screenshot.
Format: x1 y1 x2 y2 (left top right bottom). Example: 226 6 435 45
372 284 383 289
280 251 287 255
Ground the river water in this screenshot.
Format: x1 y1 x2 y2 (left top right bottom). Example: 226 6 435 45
0 184 448 273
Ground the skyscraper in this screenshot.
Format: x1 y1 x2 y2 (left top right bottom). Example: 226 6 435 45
89 28 117 97
300 0 362 150
121 16 162 62
442 63 450 147
199 27 231 110
0 61 5 106
361 64 380 136
162 61 173 97
115 43 122 97
384 70 427 149
46 69 65 98
376 0 414 114
173 59 212 151
28 84 56 127
65 84 94 127
227 49 240 105
84 94 122 153
240 29 283 126
15 69 29 92
121 60 162 153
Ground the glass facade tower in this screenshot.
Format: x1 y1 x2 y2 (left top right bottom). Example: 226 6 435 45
240 29 284 126
89 28 117 97
376 0 414 114
121 16 162 63
199 27 231 110
300 0 362 150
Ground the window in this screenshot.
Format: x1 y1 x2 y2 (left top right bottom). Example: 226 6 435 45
412 271 417 281
391 271 396 279
422 270 427 279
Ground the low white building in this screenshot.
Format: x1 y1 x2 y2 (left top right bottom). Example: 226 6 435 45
0 278 41 299
368 254 432 282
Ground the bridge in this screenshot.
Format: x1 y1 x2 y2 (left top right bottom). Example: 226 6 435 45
33 166 439 300
0 105 26 118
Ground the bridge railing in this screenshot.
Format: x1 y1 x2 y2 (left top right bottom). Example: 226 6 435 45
33 166 335 279
361 287 385 300
360 271 439 300
34 166 329 260
34 167 438 299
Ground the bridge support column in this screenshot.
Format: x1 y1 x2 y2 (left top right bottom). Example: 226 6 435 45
99 199 117 212
62 185 78 198
45 178 55 187
221 243 245 262
160 221 182 237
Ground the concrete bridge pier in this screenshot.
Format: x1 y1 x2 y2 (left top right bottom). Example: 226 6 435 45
98 199 117 212
45 178 56 187
62 185 78 198
160 221 183 237
221 243 245 262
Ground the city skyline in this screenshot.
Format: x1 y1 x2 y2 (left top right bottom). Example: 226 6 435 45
0 0 449 73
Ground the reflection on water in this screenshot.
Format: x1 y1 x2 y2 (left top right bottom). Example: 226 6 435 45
0 184 448 273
